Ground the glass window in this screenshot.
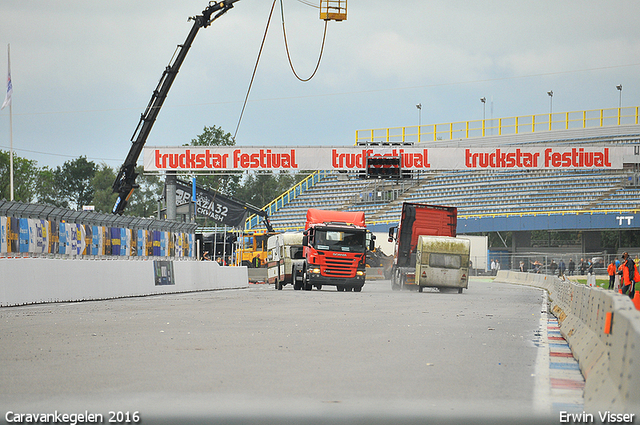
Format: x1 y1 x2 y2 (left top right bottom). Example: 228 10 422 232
428 253 461 269
315 229 365 253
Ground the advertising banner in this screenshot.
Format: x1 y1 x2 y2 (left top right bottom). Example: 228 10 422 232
49 220 59 254
137 230 146 257
153 260 175 286
9 217 18 253
152 230 161 257
144 145 625 172
0 217 6 253
111 227 121 256
19 218 29 253
175 180 249 228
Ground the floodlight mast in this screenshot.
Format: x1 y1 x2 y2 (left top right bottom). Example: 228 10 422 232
112 1 240 215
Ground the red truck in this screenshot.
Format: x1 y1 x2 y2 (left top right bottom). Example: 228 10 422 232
293 209 372 292
388 202 459 291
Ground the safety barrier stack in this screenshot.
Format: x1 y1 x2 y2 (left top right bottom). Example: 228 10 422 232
496 270 640 413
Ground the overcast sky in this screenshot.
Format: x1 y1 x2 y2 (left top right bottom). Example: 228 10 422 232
0 0 639 169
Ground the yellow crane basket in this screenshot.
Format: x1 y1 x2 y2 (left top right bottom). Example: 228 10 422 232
320 0 347 21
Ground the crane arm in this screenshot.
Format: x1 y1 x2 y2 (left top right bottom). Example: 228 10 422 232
112 1 240 215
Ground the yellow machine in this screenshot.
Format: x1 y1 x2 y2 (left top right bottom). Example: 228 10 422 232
320 0 347 21
237 231 274 268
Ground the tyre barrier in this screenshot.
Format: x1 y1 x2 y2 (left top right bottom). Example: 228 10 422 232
496 270 640 413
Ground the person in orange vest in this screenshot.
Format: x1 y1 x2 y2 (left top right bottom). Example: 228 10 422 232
607 259 617 290
620 252 639 299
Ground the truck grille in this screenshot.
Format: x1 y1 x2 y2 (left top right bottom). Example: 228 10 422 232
324 258 357 277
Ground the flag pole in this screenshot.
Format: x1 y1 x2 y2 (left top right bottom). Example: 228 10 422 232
9 77 13 201
2 44 13 201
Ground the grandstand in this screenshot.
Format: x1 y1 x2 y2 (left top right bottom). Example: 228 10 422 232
248 117 640 233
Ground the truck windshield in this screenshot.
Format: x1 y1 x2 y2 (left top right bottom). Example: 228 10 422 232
314 229 366 253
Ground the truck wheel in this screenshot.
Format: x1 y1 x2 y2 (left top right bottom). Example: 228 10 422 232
315 284 322 291
458 288 463 294
354 285 362 292
276 279 283 290
418 286 423 293
391 270 400 291
302 270 312 291
293 269 301 290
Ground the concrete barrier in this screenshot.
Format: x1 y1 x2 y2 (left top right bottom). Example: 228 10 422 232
495 270 640 413
365 267 386 280
0 257 248 307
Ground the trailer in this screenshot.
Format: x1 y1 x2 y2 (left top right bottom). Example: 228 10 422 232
267 233 304 290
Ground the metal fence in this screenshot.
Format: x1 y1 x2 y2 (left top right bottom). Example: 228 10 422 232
0 200 197 258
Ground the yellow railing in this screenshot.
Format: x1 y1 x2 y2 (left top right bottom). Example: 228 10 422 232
356 106 640 144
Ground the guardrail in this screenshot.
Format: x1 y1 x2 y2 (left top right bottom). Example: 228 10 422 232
245 170 327 231
496 270 640 413
356 106 640 144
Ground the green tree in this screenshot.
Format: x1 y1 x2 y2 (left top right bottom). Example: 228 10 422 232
35 166 66 207
235 170 308 208
90 164 118 213
0 150 38 202
186 125 241 195
126 166 163 218
57 156 97 210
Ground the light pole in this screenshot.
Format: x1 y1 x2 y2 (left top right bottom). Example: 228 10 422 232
547 90 553 130
480 97 486 136
616 84 623 108
416 103 422 126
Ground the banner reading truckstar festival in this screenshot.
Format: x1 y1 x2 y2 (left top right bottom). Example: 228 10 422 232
143 146 628 172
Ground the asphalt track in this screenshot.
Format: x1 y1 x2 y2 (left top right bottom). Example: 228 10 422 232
0 277 567 424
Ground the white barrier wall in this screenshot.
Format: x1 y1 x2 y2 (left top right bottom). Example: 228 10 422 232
0 258 248 307
496 270 640 413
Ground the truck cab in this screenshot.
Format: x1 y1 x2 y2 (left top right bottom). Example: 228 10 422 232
294 209 371 292
389 202 460 292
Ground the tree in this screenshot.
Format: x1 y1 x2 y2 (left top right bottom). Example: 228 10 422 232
126 166 162 217
90 164 118 213
57 156 97 210
186 125 241 195
234 170 308 209
0 150 38 202
35 166 67 208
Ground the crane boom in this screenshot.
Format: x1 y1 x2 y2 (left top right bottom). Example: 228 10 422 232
112 1 240 215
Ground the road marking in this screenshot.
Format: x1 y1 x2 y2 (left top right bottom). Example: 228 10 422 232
533 290 585 415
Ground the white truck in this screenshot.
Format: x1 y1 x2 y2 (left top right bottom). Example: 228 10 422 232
458 235 488 274
415 235 470 293
266 233 304 290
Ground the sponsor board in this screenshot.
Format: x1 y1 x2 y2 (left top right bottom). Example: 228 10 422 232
144 146 625 171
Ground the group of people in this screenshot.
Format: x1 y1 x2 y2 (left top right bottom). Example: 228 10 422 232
201 251 232 266
607 252 638 299
490 259 501 275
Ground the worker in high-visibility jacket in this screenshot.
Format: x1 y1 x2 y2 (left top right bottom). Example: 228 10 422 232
620 252 639 299
607 260 617 290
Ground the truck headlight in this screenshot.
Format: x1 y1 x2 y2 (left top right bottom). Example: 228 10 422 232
356 270 365 276
311 268 321 274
